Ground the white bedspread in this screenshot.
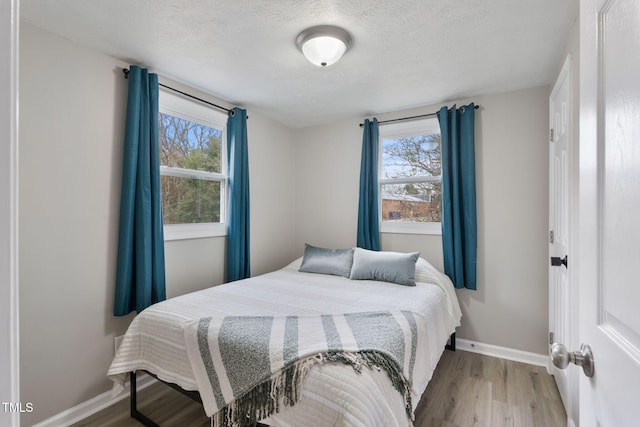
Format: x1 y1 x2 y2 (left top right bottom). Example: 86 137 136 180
108 257 461 426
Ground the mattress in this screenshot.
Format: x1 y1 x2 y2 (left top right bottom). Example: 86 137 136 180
108 257 462 426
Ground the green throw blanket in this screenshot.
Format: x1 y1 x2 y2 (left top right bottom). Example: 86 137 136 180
184 311 423 427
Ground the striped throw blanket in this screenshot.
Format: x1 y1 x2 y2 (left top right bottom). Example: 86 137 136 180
184 310 425 427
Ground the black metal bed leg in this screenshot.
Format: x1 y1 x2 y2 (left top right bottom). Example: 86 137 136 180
130 371 161 427
445 332 456 351
130 370 136 419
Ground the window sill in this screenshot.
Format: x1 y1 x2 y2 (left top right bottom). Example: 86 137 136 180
164 223 227 241
380 222 442 236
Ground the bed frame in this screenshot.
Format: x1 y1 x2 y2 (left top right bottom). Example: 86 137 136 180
130 332 456 426
130 370 270 427
445 331 456 351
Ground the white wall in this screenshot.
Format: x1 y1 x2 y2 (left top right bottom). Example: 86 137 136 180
293 120 362 250
248 111 297 275
294 86 550 355
18 23 296 425
1 1 19 426
458 87 549 355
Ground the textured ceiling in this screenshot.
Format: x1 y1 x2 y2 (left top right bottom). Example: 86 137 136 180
20 0 578 128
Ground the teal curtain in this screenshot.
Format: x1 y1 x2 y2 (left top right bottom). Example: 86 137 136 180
114 66 166 316
226 108 250 282
357 118 380 251
438 104 477 290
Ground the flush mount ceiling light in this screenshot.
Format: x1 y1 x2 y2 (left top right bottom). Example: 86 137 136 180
296 25 352 67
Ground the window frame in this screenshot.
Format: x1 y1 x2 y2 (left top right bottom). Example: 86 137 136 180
159 89 228 241
378 117 442 235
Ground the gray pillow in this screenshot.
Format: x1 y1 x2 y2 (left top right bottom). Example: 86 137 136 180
350 248 420 286
299 244 355 277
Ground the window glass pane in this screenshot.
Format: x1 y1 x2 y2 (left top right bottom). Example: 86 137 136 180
382 134 441 179
161 176 221 224
381 182 441 222
159 113 222 173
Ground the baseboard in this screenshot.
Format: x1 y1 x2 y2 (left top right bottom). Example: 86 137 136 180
457 338 549 367
32 373 157 427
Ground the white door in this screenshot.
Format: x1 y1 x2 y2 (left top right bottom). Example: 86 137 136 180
577 0 640 424
549 55 572 422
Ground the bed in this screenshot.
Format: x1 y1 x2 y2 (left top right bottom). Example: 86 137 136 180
108 249 462 427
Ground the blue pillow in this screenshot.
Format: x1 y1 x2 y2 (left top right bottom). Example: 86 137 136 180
299 244 355 277
350 248 420 286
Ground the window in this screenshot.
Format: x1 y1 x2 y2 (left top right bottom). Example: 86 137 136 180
159 90 227 240
379 117 442 235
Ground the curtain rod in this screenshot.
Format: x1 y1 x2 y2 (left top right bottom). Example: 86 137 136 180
359 104 479 127
122 68 237 117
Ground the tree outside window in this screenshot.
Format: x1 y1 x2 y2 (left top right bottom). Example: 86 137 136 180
160 113 223 225
379 118 442 234
158 89 228 240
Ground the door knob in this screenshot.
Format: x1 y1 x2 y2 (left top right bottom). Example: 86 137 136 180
551 343 594 377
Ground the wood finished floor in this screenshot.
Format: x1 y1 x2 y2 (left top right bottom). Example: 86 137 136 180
72 350 566 427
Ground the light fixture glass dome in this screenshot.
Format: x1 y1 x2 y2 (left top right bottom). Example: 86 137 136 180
301 36 347 67
296 25 352 67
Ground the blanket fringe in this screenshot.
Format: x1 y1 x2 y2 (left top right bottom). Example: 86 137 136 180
212 351 413 427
